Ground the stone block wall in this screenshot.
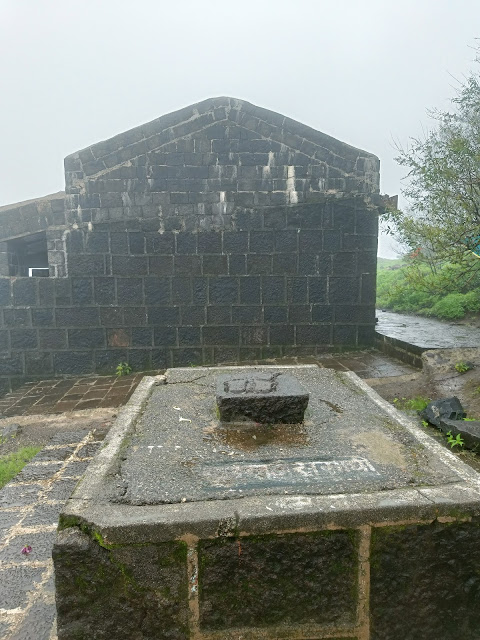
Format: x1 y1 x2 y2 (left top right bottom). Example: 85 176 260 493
0 97 381 391
0 198 377 393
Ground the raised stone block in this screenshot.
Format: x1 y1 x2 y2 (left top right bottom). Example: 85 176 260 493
216 371 309 423
54 367 480 639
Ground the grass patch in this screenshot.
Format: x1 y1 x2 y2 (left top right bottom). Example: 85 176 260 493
0 447 42 489
392 396 430 412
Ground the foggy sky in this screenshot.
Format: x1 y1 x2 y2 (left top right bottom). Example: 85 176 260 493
1 0 479 257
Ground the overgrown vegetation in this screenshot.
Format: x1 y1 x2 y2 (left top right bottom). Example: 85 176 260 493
379 46 480 318
377 259 480 319
0 446 41 489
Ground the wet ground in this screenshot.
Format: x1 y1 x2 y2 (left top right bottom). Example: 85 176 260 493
376 309 480 348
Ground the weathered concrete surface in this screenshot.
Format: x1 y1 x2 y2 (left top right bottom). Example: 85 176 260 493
54 366 480 639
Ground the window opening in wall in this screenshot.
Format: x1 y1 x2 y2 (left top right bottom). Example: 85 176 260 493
7 231 49 277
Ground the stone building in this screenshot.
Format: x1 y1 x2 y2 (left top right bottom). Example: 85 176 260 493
0 97 382 392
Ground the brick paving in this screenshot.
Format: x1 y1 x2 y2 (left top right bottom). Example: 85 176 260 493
0 373 147 417
0 429 107 640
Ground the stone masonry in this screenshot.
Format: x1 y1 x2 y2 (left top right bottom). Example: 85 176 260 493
0 97 382 392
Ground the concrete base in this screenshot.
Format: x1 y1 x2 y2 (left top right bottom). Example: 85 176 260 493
54 366 480 640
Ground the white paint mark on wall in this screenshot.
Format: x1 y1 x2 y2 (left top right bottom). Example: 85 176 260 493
286 165 298 204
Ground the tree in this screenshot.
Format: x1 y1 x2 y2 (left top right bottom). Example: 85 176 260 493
385 47 480 295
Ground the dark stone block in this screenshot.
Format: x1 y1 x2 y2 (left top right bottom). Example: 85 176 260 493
69 328 106 349
264 207 286 229
174 255 201 275
0 353 23 375
13 279 37 306
146 232 175 254
100 307 123 326
223 231 248 253
86 232 109 253
55 307 100 327
54 529 189 640
250 231 274 253
178 327 201 346
55 278 72 305
154 327 177 347
228 254 246 275
207 306 231 324
323 230 341 251
38 278 55 305
172 277 192 304
68 255 106 276
32 308 54 327
39 329 67 349
148 307 180 326
116 278 144 305
110 232 129 254
298 253 319 277
358 324 375 345
132 327 153 347
209 277 238 304
312 305 333 323
0 279 11 306
286 277 307 304
0 330 8 352
95 349 128 374
308 277 327 304
272 253 297 275
296 325 332 345
199 531 357 629
203 325 239 345
128 232 145 254
333 325 357 345
264 306 288 324
239 276 260 304
127 349 152 372
148 255 174 275
247 254 272 275
124 306 147 326
71 278 93 305
356 209 378 235
333 252 357 276
232 306 262 324
151 348 168 369
240 325 268 345
111 256 148 276
4 308 31 327
299 230 323 253
25 352 53 376
213 346 239 364
175 233 197 255
274 230 298 252
198 231 222 253
328 277 358 304
171 347 203 367
54 352 94 375
343 234 378 251
262 276 285 304
361 272 376 304
10 329 38 349
270 324 294 344
370 521 480 640
94 277 116 304
289 305 312 323
144 278 171 305
180 305 205 325
203 254 228 275
192 277 208 304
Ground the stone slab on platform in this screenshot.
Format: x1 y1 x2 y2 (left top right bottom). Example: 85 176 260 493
54 368 480 640
216 371 309 424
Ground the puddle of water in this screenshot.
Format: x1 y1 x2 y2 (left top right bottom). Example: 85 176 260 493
207 423 309 451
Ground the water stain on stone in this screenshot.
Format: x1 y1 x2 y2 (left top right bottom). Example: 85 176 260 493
210 423 309 451
319 399 343 413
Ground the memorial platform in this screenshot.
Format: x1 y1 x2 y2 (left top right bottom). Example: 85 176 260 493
54 366 480 640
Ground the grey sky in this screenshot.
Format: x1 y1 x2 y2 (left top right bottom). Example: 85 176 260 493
1 0 479 257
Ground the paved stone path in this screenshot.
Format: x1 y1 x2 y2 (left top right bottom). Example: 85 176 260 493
0 428 106 639
0 374 146 418
376 310 480 349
